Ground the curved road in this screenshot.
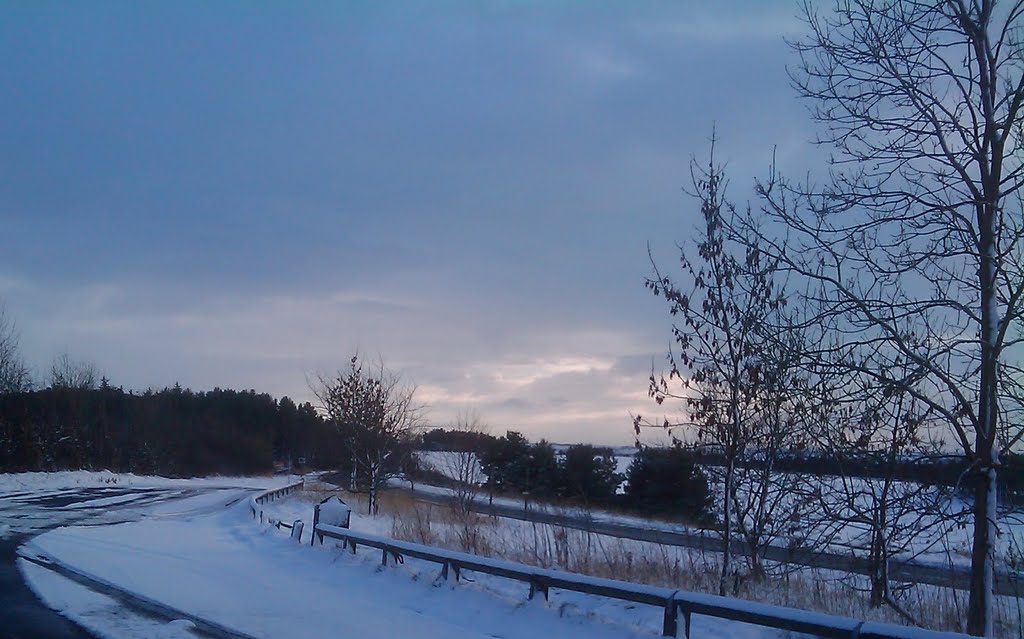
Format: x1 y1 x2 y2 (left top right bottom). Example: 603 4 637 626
0 485 233 639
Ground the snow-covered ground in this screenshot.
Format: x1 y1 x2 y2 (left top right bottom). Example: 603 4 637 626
18 489 701 639
10 473 1020 638
0 471 299 638
19 558 209 638
412 452 1024 570
0 469 283 493
416 449 631 487
0 470 290 541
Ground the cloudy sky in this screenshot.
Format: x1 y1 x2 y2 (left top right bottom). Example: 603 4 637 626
0 1 825 445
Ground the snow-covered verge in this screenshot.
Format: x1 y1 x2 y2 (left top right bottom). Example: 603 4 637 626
293 484 1024 636
19 490 728 639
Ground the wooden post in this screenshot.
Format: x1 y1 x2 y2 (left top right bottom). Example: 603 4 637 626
441 562 449 581
381 547 388 566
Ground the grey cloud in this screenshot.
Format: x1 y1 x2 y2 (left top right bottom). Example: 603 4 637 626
0 1 818 445
612 353 662 378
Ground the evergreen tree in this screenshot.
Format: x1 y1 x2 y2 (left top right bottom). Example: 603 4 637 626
559 444 621 504
624 447 712 522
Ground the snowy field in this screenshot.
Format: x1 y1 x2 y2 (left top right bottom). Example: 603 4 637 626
413 451 1024 570
416 448 635 483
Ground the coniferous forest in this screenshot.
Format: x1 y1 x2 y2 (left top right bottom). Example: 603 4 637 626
0 383 347 476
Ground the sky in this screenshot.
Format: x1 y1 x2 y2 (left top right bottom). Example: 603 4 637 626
0 1 825 445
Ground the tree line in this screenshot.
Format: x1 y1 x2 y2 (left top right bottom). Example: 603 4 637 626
0 383 346 476
414 428 714 522
419 426 1023 505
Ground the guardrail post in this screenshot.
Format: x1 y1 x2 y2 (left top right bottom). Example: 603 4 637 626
662 599 679 637
311 504 320 547
440 561 449 581
528 577 549 601
382 546 389 566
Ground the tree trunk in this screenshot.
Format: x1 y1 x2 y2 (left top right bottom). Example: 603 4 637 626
719 457 735 597
366 463 375 514
869 524 888 608
967 218 1000 637
967 447 999 636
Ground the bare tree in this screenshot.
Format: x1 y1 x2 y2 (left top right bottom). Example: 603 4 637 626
440 410 489 551
0 302 32 393
803 352 951 620
728 322 820 585
313 354 424 515
441 410 488 518
746 2 1024 633
50 350 98 390
638 148 792 595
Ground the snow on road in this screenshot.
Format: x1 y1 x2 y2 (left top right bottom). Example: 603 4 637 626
17 486 768 639
0 471 284 541
18 560 205 639
0 471 303 639
0 470 283 495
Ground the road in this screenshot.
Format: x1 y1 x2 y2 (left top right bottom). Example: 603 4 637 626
0 484 240 639
326 477 1022 598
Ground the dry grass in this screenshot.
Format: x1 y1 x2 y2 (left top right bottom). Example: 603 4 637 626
298 483 1022 637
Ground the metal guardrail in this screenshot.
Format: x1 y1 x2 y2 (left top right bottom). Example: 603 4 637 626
249 478 305 525
313 523 974 639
